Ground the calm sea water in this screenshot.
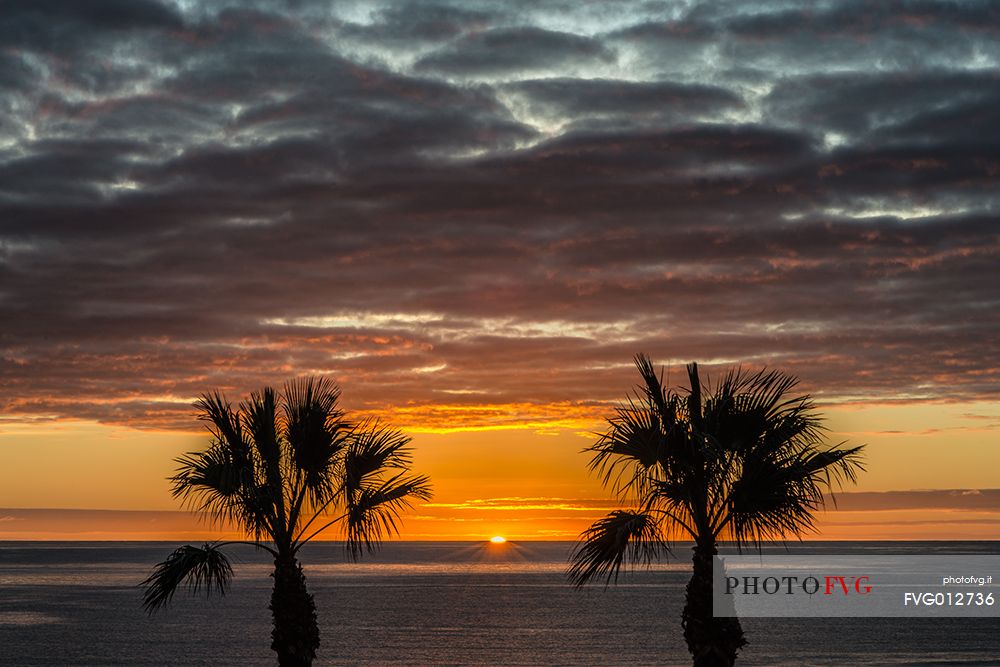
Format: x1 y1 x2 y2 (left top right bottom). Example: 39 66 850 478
1 541 998 666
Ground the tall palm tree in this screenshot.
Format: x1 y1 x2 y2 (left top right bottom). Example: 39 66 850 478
141 377 432 667
569 355 864 667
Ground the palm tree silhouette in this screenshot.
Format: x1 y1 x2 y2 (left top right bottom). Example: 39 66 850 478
569 355 864 667
141 377 431 667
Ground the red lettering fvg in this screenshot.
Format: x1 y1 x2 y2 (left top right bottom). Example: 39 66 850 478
823 575 872 595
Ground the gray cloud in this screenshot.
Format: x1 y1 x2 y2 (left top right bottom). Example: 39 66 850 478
1 0 998 429
338 3 500 45
765 71 1000 140
504 78 744 130
414 27 616 77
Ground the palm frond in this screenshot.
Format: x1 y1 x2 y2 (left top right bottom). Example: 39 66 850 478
242 387 286 529
183 392 266 529
634 353 671 417
141 544 233 614
171 445 272 539
706 367 805 450
343 472 432 559
724 455 821 548
284 376 348 503
568 510 666 587
195 392 248 458
722 441 866 548
649 480 699 536
589 400 697 501
802 445 866 485
343 420 414 500
284 375 341 416
171 446 242 520
243 387 281 474
757 404 825 455
588 399 663 497
686 362 704 429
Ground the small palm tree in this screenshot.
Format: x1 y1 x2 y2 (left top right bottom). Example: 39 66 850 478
141 377 431 667
569 355 864 667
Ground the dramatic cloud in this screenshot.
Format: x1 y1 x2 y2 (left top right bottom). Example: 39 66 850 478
503 78 744 130
1 0 998 431
414 27 615 77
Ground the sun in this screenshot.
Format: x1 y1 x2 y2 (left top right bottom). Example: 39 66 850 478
489 536 507 544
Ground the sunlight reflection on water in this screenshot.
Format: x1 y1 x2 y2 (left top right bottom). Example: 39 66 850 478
0 611 62 626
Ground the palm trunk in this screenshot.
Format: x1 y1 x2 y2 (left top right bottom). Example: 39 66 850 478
270 552 319 667
682 540 746 667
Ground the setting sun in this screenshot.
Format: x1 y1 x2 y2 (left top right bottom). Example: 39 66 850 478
489 536 507 544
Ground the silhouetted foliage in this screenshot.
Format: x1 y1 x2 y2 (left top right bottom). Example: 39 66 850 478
141 544 233 612
569 355 864 666
141 377 431 666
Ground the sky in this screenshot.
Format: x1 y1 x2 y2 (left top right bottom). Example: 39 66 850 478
1 0 999 540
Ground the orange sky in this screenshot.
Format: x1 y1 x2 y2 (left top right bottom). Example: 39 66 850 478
2 0 999 547
2 398 999 541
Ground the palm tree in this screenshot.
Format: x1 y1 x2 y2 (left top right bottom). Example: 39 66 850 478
569 355 864 667
141 377 431 667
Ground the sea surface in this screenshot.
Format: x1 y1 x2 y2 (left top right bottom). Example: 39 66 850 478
1 541 998 666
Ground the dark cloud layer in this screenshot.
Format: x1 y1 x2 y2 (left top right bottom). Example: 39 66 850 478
504 78 744 130
1 0 998 430
414 26 615 77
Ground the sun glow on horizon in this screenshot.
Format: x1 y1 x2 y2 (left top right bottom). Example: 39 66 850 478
489 535 507 544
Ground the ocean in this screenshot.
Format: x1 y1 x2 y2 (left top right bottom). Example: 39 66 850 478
1 541 998 666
